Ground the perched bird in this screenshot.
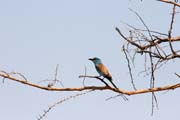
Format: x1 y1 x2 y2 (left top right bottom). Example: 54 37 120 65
89 57 128 101
88 57 117 88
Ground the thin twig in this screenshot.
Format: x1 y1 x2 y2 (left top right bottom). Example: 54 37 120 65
175 73 180 78
83 66 87 87
37 90 94 120
122 45 137 90
120 20 168 36
157 0 180 7
168 2 177 54
79 75 110 87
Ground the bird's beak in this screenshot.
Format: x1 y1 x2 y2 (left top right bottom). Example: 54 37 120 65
88 58 93 61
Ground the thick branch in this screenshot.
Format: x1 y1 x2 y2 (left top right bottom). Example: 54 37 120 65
147 36 180 48
0 73 179 96
116 27 180 50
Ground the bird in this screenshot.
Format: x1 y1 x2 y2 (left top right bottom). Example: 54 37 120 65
88 57 117 88
89 57 128 101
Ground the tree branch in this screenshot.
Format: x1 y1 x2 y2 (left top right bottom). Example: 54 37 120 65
157 0 180 7
0 73 179 95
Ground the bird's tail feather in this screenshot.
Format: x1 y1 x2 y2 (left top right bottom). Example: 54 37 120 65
109 80 118 89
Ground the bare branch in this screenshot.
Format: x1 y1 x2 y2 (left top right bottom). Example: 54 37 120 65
37 90 94 120
168 2 177 54
115 27 144 50
157 0 180 7
82 66 87 87
175 73 180 78
122 45 137 90
0 72 180 95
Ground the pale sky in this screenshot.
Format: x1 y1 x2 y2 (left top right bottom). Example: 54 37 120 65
0 0 179 120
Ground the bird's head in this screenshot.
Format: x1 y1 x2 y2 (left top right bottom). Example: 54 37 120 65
88 57 102 65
